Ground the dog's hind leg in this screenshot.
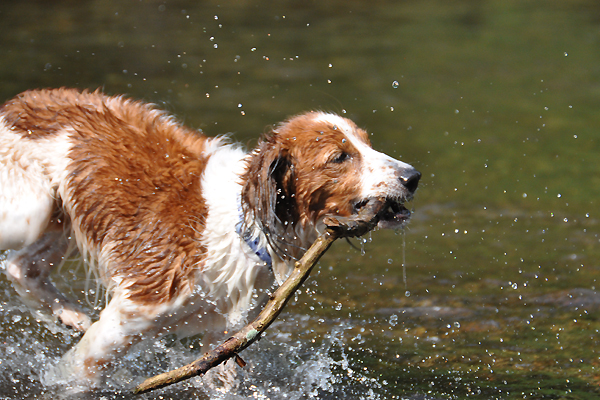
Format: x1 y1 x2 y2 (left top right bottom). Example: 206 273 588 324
0 129 89 331
4 224 91 332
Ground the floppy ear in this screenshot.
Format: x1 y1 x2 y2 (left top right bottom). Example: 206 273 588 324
241 137 298 245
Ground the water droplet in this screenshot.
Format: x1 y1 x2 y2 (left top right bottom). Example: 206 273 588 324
564 52 568 56
387 259 393 264
389 314 398 326
404 290 411 297
392 80 399 88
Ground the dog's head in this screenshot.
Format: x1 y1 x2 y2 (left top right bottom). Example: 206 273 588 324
241 111 420 259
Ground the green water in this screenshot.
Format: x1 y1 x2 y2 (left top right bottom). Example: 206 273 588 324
1 1 600 399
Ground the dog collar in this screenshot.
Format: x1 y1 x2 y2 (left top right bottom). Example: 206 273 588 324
236 205 272 267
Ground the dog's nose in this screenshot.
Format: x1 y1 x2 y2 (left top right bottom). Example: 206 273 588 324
400 169 421 193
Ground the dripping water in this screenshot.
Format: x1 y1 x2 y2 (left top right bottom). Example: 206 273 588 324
402 228 410 297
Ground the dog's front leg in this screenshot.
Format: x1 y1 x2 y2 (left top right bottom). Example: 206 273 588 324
52 291 156 387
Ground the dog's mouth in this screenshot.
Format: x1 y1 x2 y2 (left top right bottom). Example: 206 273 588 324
354 197 411 230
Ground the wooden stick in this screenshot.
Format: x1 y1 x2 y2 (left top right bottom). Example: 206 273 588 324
133 197 387 394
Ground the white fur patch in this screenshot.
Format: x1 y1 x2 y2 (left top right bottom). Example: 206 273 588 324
347 137 414 198
0 120 72 249
199 144 274 327
312 112 357 135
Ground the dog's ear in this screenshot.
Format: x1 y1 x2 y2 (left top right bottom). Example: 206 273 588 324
241 138 298 239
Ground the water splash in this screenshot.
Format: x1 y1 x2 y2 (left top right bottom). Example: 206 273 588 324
0 296 387 399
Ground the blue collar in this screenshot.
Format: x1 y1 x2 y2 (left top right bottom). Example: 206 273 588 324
236 212 273 267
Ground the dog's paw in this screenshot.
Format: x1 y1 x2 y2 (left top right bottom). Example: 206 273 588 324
55 308 91 332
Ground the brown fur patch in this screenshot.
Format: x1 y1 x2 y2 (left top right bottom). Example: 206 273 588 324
2 88 211 303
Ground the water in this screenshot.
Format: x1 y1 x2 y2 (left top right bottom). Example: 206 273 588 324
1 0 600 398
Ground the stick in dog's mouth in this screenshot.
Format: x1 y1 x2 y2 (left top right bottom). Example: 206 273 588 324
354 197 412 230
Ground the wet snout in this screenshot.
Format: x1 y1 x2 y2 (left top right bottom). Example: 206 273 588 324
399 167 421 194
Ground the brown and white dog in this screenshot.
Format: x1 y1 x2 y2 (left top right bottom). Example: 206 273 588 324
0 88 420 386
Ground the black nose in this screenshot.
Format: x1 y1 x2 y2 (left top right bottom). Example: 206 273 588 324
400 169 421 193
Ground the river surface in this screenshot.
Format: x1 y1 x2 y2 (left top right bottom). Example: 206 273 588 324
1 1 600 399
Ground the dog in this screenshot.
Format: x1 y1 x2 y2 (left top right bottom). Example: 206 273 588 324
0 88 420 386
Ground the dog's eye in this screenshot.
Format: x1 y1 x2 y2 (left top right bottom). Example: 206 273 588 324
331 152 350 164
